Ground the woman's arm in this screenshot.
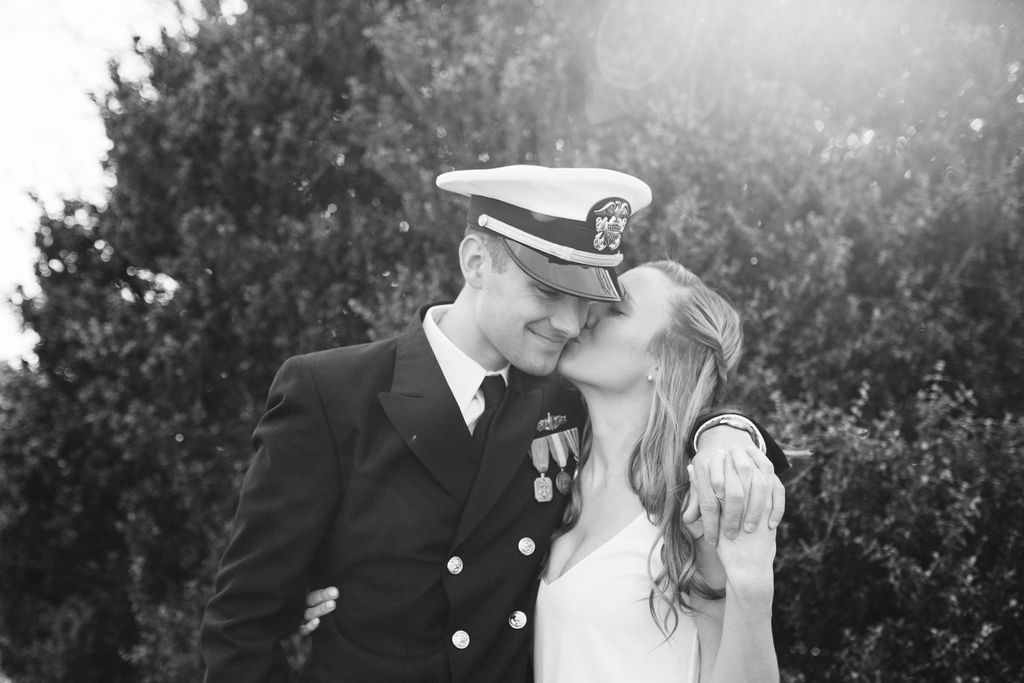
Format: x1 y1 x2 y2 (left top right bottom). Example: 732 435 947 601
690 535 726 678
709 526 778 682
688 461 779 683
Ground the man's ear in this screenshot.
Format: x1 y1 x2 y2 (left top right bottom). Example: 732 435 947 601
459 234 489 289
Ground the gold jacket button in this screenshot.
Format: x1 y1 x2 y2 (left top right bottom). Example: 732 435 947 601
508 611 528 629
452 630 470 649
518 537 536 556
447 556 464 575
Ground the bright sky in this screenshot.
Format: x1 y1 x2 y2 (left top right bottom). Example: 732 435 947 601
0 0 196 366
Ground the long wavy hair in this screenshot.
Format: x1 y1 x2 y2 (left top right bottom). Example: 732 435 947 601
557 260 743 636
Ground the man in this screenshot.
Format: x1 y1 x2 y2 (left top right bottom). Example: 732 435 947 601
200 165 787 682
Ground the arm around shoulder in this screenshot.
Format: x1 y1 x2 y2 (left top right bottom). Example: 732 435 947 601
201 356 345 682
691 408 790 475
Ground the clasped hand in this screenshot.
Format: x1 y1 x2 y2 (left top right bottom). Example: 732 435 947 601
682 444 785 545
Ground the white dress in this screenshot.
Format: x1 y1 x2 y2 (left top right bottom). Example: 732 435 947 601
534 513 700 682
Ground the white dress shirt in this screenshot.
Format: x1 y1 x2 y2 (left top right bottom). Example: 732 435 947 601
422 304 510 433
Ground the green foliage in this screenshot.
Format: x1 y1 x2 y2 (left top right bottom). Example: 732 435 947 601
772 381 1024 680
1 0 1022 679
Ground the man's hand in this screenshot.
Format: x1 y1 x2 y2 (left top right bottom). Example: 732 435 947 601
298 586 338 636
683 444 785 545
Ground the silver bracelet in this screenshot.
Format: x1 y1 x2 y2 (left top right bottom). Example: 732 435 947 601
692 414 766 455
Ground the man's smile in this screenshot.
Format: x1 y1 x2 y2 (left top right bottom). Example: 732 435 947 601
529 328 571 346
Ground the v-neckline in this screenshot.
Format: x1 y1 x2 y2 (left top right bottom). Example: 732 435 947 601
542 512 648 586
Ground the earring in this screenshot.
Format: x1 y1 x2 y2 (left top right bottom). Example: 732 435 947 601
647 373 654 382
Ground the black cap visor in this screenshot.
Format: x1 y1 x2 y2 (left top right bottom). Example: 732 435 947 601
501 238 623 302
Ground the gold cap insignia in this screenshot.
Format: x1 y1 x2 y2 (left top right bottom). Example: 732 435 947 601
591 199 630 251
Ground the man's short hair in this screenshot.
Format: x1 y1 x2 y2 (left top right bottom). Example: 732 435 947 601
465 225 510 272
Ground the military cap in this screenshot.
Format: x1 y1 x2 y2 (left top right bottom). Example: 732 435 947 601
436 164 652 302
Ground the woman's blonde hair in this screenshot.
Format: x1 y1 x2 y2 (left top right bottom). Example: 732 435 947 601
558 259 743 636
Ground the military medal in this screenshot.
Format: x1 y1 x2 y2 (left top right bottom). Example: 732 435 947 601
529 427 580 500
534 473 553 502
533 462 553 502
549 427 579 495
530 438 554 502
555 470 573 496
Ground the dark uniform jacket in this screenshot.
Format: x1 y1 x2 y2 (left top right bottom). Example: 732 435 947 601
201 312 586 682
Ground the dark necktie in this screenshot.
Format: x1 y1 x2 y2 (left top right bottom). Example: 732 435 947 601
472 375 507 454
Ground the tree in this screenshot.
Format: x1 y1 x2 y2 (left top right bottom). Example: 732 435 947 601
1 1 449 679
2 0 1023 679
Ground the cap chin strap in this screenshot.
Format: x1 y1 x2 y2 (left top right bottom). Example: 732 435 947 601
477 214 623 268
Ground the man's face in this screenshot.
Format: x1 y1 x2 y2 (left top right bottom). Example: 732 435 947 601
474 261 591 376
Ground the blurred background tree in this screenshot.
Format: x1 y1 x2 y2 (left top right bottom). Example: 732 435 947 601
1 0 1022 679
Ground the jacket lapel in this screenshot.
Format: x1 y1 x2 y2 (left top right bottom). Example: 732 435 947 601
452 371 543 548
378 316 478 503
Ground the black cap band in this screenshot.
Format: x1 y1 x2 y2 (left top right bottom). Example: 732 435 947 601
469 196 622 260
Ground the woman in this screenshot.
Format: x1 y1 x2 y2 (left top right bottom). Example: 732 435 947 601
534 260 778 681
304 261 779 681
